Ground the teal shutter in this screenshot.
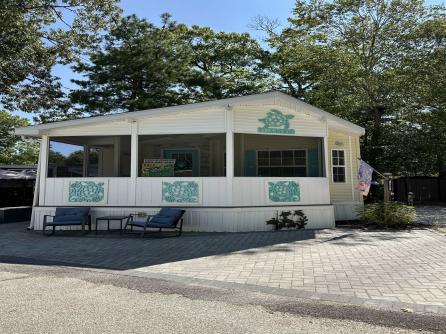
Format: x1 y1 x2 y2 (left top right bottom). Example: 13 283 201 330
244 150 257 176
308 148 319 177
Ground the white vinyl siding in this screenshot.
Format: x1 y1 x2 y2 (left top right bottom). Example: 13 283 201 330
138 109 226 135
327 131 362 204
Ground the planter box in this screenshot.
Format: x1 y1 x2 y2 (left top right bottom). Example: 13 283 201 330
0 206 32 224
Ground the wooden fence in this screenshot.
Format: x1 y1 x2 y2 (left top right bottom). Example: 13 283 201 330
393 177 446 204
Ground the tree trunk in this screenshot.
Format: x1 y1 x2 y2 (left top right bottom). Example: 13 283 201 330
363 107 384 170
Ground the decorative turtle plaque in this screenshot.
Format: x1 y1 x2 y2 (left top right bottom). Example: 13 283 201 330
267 181 300 203
69 181 106 203
258 109 295 135
162 181 200 203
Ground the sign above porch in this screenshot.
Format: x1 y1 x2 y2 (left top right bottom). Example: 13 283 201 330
233 105 327 137
257 109 295 135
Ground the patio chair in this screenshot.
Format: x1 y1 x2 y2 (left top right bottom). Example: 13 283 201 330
42 207 91 236
123 208 185 237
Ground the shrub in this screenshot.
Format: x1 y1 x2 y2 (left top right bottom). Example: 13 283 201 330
359 201 417 228
266 210 308 230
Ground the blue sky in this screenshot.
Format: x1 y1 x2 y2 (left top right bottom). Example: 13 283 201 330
120 0 295 34
15 0 445 121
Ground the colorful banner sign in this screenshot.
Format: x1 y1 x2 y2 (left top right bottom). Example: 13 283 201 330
356 160 374 196
142 159 176 177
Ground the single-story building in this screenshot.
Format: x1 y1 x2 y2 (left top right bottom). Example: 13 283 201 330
15 91 365 232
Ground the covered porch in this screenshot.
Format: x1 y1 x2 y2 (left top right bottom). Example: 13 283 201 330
34 130 333 231
43 131 330 206
18 91 364 231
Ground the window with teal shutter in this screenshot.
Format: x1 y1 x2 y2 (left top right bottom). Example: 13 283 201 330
307 148 319 177
244 150 257 176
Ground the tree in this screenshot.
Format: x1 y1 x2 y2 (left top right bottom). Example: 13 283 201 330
403 14 446 176
70 14 193 115
0 0 121 117
184 26 272 101
263 0 446 175
12 141 40 165
70 14 273 115
0 110 39 164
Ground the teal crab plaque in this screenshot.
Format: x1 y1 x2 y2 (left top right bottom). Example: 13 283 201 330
69 181 106 203
162 181 200 203
267 181 300 203
258 109 295 135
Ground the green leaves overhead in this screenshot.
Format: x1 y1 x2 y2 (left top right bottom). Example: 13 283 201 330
1 2 445 176
71 15 192 114
70 15 272 115
0 0 121 115
0 110 39 164
184 26 271 100
264 0 446 176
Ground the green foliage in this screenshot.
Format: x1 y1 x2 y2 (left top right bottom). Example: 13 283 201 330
70 14 192 115
184 26 272 101
262 0 446 176
11 140 40 164
0 110 39 164
359 202 417 229
1 1 445 179
70 14 272 116
266 210 308 230
0 0 121 116
0 110 27 150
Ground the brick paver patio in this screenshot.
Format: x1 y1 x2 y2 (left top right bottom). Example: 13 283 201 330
135 229 446 307
1 222 446 312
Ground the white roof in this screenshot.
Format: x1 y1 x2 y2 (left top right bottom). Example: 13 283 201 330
15 91 365 136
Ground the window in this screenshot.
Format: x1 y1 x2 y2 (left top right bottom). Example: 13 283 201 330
332 150 346 183
257 150 307 177
138 134 226 177
47 136 131 177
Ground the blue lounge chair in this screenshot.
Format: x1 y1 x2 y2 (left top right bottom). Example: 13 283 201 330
124 208 185 237
43 207 91 235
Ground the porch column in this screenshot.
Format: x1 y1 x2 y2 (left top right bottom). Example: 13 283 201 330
324 121 330 178
29 136 44 229
83 144 89 176
113 137 121 176
349 135 355 201
226 107 234 206
130 121 138 206
39 135 49 206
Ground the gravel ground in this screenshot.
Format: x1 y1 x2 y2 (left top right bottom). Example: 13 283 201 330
1 264 445 334
416 206 446 226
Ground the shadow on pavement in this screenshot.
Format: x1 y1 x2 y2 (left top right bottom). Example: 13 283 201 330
0 222 317 270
